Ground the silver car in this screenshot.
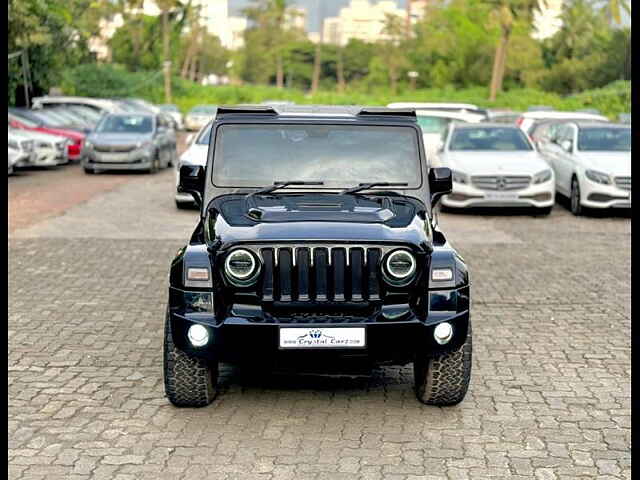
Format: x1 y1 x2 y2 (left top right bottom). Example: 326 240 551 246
184 105 217 131
82 113 177 174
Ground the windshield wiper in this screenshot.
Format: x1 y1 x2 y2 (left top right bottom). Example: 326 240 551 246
247 180 325 197
341 182 409 195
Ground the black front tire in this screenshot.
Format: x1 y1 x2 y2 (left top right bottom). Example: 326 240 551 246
83 166 95 174
414 323 472 406
163 311 218 407
570 177 583 216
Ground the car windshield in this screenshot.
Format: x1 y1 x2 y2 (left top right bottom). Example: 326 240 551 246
416 116 451 135
96 115 154 134
449 127 533 151
212 124 422 189
191 106 217 114
578 127 630 151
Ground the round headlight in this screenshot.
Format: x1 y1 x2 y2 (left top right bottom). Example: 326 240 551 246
224 249 260 286
383 249 416 286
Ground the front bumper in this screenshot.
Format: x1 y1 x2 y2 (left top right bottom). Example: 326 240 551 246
32 149 60 167
14 151 36 168
168 305 470 367
84 150 153 170
579 179 631 209
442 180 555 208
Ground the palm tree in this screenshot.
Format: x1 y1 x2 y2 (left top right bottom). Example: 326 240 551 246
156 0 179 102
604 0 630 25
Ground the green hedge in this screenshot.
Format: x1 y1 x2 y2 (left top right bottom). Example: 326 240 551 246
60 64 630 120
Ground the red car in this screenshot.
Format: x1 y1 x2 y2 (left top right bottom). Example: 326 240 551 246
8 109 85 161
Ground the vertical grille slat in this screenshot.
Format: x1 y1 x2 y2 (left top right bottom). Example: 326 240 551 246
615 176 631 191
332 248 346 301
261 249 274 302
314 248 328 302
297 248 310 301
350 249 364 302
366 249 381 301
278 249 293 301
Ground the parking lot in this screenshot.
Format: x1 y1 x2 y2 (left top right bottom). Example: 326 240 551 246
8 142 630 479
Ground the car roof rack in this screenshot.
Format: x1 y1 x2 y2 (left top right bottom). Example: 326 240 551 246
216 105 278 116
357 107 416 118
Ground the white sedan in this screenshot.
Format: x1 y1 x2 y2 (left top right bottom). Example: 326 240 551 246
537 121 630 215
8 127 68 167
175 121 212 209
434 123 555 214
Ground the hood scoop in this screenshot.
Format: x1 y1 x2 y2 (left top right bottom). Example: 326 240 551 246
244 194 396 223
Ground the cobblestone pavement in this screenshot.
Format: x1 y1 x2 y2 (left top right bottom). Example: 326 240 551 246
8 160 630 479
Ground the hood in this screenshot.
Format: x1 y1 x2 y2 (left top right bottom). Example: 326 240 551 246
576 151 631 177
209 193 431 249
179 144 208 166
443 150 549 175
89 132 153 146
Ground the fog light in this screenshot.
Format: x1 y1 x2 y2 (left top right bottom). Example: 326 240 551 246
434 322 453 345
187 324 209 347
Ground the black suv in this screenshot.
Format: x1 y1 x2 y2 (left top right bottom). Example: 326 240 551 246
165 105 471 407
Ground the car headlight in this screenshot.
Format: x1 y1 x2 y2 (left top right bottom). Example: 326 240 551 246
224 249 261 286
382 249 417 287
84 140 93 150
451 170 468 184
532 169 553 184
137 140 153 151
585 169 612 185
9 140 19 150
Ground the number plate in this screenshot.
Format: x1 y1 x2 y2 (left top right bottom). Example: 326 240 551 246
279 327 366 349
484 191 519 200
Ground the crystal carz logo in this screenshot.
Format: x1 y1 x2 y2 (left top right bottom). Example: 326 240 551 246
281 329 362 347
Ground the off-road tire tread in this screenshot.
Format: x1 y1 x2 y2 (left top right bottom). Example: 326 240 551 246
414 323 472 406
163 312 218 407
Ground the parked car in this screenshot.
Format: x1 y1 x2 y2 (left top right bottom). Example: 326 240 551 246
536 121 630 215
9 108 86 161
7 125 69 167
159 104 184 130
175 121 212 208
32 96 125 115
516 110 609 134
388 102 488 121
434 123 555 214
485 109 521 124
117 97 161 114
8 145 21 175
166 105 471 407
83 113 176 174
415 110 477 163
184 105 218 131
8 128 36 169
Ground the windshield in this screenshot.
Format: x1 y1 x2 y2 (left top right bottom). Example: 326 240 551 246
578 127 630 151
96 115 154 134
449 127 533 151
416 116 452 135
212 124 422 189
191 106 217 114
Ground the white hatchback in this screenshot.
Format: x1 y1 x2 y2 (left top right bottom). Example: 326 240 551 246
434 123 555 214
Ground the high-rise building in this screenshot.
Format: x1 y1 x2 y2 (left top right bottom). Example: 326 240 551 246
321 0 408 46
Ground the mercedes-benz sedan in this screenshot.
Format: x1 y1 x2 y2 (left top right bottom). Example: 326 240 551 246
435 123 555 214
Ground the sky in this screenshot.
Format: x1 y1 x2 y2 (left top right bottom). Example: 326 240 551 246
229 0 630 33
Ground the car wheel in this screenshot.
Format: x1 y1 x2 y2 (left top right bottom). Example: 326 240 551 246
83 166 95 174
570 177 583 216
414 322 472 406
163 309 219 407
147 155 160 174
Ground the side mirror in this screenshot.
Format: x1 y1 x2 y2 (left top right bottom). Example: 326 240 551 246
429 167 452 209
178 165 205 207
560 140 572 152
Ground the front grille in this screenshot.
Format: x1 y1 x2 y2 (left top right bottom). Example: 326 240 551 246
254 245 385 303
21 140 33 152
94 144 136 153
471 175 531 191
615 176 631 191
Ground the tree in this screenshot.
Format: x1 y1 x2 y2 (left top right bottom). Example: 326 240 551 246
380 13 409 95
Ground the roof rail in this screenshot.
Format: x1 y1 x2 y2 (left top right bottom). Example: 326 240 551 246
216 105 278 116
357 107 416 118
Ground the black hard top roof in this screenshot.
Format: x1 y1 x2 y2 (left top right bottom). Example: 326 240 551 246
215 104 417 122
